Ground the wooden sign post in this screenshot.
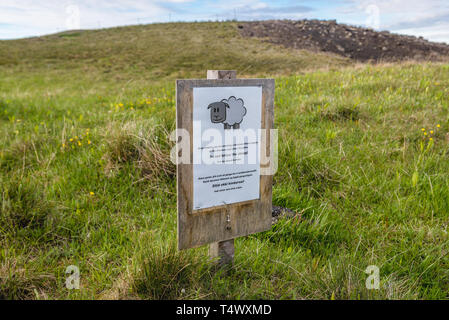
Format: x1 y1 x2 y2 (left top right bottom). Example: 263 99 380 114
176 70 275 268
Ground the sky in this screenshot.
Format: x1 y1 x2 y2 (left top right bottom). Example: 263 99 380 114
0 0 448 43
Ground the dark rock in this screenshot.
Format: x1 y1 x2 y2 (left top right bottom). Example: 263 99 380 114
272 205 299 225
238 19 449 62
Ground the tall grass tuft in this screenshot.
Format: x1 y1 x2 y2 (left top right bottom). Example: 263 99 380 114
0 258 56 300
0 176 53 233
133 243 211 300
102 121 175 182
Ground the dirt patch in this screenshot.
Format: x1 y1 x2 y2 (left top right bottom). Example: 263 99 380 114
238 20 449 62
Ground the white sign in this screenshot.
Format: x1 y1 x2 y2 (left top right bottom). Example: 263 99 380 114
192 86 262 210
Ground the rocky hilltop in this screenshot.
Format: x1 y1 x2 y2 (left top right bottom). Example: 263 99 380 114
238 20 449 62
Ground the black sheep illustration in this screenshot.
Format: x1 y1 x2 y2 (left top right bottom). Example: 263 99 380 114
208 96 247 130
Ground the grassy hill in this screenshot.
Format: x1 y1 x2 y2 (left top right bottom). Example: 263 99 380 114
0 22 448 300
0 22 349 80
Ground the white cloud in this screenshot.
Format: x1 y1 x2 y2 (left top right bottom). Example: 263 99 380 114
0 0 170 39
394 23 449 44
339 0 449 42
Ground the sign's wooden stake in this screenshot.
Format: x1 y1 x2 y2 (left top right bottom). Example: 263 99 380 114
207 70 237 269
209 239 234 268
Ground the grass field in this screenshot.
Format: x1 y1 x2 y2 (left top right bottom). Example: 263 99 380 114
0 22 448 300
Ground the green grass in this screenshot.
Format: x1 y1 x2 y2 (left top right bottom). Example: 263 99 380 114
0 22 448 300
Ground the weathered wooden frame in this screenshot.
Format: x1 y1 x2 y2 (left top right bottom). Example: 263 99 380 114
176 78 275 250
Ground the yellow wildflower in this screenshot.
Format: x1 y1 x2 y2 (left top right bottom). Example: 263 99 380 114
89 192 95 196
437 124 441 128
